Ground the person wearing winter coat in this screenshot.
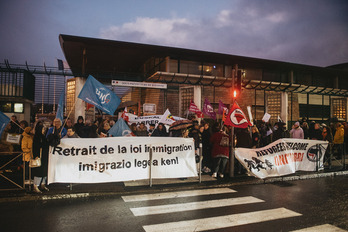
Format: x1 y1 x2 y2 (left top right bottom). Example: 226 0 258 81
47 118 67 147
334 123 345 144
333 123 345 159
322 126 333 166
189 122 201 151
273 122 289 141
73 116 86 138
135 123 149 136
63 127 80 138
322 126 333 143
98 121 111 137
21 127 33 162
251 126 261 148
311 123 323 140
290 122 304 139
210 126 230 179
31 122 50 193
301 122 309 139
21 127 33 183
201 122 212 173
151 123 168 137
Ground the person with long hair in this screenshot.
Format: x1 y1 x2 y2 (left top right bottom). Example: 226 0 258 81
47 118 67 147
31 121 50 193
251 126 260 148
151 123 168 137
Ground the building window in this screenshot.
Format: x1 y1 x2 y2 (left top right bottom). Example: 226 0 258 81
332 98 346 120
14 103 24 113
180 87 194 117
267 93 281 123
0 102 24 113
66 79 76 119
0 102 12 113
251 105 265 121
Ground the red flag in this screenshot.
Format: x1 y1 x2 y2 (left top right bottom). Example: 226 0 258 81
86 103 94 111
121 107 129 122
188 100 203 118
224 102 252 128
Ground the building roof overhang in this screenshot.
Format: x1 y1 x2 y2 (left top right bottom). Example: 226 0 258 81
59 34 348 82
148 71 348 97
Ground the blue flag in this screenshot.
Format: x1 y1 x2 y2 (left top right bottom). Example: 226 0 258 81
78 75 121 115
108 118 133 137
56 89 65 122
0 111 10 137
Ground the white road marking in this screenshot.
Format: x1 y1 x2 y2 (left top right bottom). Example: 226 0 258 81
291 224 348 232
143 207 302 232
122 188 236 202
130 196 264 216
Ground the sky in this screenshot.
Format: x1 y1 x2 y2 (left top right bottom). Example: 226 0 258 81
1 0 348 68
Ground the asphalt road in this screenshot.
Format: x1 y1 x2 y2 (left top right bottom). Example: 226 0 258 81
1 176 347 232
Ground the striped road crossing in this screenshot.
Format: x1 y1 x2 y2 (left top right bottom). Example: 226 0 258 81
122 187 235 202
122 187 347 232
130 196 264 216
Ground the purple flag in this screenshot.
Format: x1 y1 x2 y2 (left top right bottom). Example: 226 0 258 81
218 100 227 115
203 98 216 120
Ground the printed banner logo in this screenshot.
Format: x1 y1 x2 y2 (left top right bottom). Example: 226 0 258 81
96 88 111 104
306 144 325 162
230 108 248 125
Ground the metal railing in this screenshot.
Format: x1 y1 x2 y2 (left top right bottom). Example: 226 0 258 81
0 151 25 191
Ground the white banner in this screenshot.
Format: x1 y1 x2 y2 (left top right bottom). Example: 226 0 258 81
127 114 185 128
235 138 328 179
48 137 197 184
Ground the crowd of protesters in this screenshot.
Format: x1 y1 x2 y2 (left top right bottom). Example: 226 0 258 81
1 113 347 190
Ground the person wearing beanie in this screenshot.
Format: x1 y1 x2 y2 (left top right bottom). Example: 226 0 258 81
290 122 304 139
74 116 86 138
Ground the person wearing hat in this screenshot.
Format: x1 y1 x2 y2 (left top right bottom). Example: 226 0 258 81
290 122 304 139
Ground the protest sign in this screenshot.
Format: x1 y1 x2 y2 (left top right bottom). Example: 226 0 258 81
48 137 197 184
262 113 271 122
127 114 184 128
235 138 328 179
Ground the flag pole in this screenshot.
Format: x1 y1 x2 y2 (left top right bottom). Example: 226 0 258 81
229 67 236 178
11 119 25 131
60 97 79 134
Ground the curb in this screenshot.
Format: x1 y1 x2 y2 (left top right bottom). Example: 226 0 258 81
1 170 347 203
